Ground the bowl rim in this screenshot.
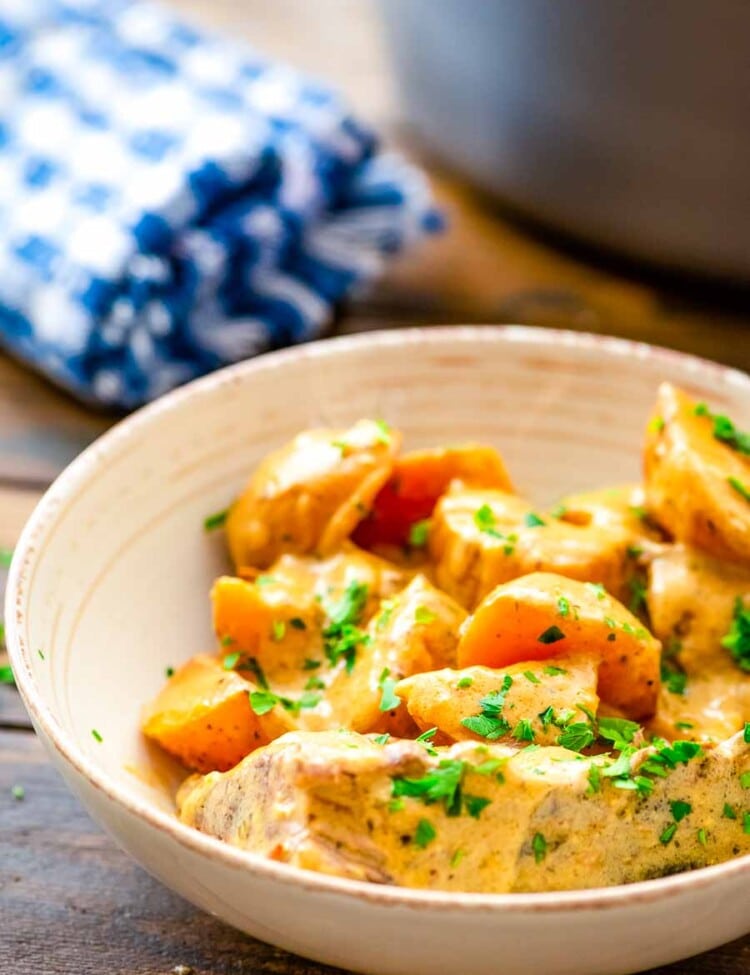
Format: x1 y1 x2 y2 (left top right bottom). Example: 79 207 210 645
7 323 750 915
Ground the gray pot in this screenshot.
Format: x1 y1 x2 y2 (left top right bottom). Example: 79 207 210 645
380 0 750 280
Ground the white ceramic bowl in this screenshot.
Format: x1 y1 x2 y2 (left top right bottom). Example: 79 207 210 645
7 326 750 975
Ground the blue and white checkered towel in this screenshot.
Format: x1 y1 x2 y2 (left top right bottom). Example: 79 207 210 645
0 0 440 408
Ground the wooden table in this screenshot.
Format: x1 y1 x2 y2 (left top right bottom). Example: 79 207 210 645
3 2 750 972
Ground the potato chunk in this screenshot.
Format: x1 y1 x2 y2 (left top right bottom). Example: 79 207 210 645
430 485 650 609
644 383 750 564
397 656 599 746
141 655 294 773
456 572 661 720
226 419 400 569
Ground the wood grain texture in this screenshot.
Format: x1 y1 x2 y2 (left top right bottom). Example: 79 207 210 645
0 0 749 972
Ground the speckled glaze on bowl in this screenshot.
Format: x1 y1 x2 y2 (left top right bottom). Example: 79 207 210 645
7 327 750 975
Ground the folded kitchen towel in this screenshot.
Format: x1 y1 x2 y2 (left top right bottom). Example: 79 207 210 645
0 0 440 408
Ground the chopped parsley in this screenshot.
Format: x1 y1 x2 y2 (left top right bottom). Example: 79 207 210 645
165 666 174 678
697 828 708 847
537 625 565 645
473 504 517 553
392 760 465 815
597 717 640 750
463 794 492 819
745 722 750 743
378 668 402 712
0 547 12 568
255 575 277 587
586 582 607 600
456 676 474 689
550 503 568 519
323 580 370 673
543 665 567 676
524 512 546 528
586 763 602 795
203 508 228 532
532 832 547 863
373 419 392 445
557 596 570 618
416 727 438 744
724 803 738 820
538 706 555 730
91 729 103 743
512 718 535 742
414 605 437 625
648 415 665 434
523 670 541 685
661 660 688 695
460 676 513 740
249 689 320 716
721 598 750 673
303 658 321 670
240 656 269 689
744 813 750 836
415 818 437 849
408 520 431 547
557 722 595 752
450 848 466 868
375 599 396 631
11 784 24 801
740 772 750 789
694 402 750 455
626 544 644 560
289 617 307 631
728 476 750 503
271 620 286 642
628 577 648 615
222 651 241 670
305 675 326 690
670 800 692 822
374 733 390 745
659 823 677 845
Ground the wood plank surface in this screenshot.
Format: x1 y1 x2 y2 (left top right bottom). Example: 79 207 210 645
2 1 750 973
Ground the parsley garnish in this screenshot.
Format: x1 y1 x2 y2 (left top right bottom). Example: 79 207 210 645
415 818 436 849
249 689 320 716
305 675 326 690
303 658 321 670
392 760 465 815
543 665 567 676
538 706 555 730
222 651 240 670
373 419 392 445
558 722 595 752
11 784 24 801
723 803 737 820
586 763 602 794
628 577 647 615
670 800 692 822
512 718 535 742
165 666 174 678
550 503 567 519
374 733 390 745
586 582 607 600
473 505 517 553
409 520 431 547
524 512 546 528
728 477 750 503
271 620 286 642
597 716 640 750
721 598 750 672
463 794 492 819
378 668 402 712
450 848 466 868
289 617 306 630
740 772 750 789
323 580 370 673
91 729 103 743
203 508 228 532
743 813 750 836
414 605 437 625
0 547 12 568
557 596 570 618
460 676 513 740
523 670 541 685
532 832 547 863
537 625 565 644
745 722 750 743
456 676 474 689
661 660 688 695
659 823 677 845
694 402 750 455
697 828 708 846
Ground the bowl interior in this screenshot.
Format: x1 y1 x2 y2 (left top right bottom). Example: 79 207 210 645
10 327 750 828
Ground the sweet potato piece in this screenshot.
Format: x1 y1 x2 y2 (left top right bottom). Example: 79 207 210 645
226 419 400 569
141 654 294 773
644 383 750 564
456 572 660 719
353 444 512 549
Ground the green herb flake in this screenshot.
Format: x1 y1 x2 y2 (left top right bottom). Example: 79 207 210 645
550 503 568 519
91 729 103 743
474 758 503 776
557 596 570 618
374 419 392 445
415 605 437 625
661 660 688 696
586 763 602 795
648 416 666 434
626 544 644 560
463 794 492 819
255 575 277 587
460 675 513 740
744 813 750 836
694 403 750 456
740 772 750 790
415 818 437 849
697 828 708 847
531 832 547 863
524 512 546 528
0 665 15 686
289 617 307 631
305 675 326 691
675 720 694 731
456 676 474 689
659 823 678 845
537 625 566 645
222 651 241 671
558 722 595 753
37 649 45 661
408 519 431 548
729 476 750 503
249 690 279 716
450 848 466 868
203 508 228 532
628 577 648 614
745 722 750 743
303 658 321 671
721 598 750 673
543 665 567 676
523 670 541 685
416 727 438 745
724 803 738 820
323 580 370 673
378 668 402 712
271 620 286 642
597 716 641 750
474 503 499 535
392 759 465 815
11 784 24 801
388 798 405 813
670 800 692 822
165 666 175 678
586 582 607 600
512 718 535 743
